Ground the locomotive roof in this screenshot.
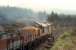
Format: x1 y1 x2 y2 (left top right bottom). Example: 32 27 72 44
35 22 52 27
22 26 39 33
22 26 39 30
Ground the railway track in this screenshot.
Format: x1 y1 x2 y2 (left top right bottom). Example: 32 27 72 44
34 29 64 50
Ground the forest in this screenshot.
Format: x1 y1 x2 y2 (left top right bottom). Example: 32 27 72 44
47 11 76 26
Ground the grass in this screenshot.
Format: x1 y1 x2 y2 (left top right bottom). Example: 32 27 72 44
50 31 76 50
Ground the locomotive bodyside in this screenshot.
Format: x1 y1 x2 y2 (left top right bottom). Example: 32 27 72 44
20 22 52 45
21 26 40 45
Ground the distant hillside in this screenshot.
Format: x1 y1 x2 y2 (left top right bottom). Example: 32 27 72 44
0 7 47 25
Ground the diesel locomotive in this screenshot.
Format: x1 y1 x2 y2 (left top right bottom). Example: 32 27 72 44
0 22 52 50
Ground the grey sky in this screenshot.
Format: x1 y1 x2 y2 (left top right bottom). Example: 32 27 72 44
0 0 76 14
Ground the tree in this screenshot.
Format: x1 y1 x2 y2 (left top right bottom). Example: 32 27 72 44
47 11 59 23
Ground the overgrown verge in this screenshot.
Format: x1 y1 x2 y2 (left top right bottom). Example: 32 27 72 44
50 31 76 50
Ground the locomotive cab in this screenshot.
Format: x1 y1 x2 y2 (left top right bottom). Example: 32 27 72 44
34 22 52 34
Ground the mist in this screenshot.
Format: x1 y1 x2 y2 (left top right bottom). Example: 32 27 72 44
0 7 47 25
